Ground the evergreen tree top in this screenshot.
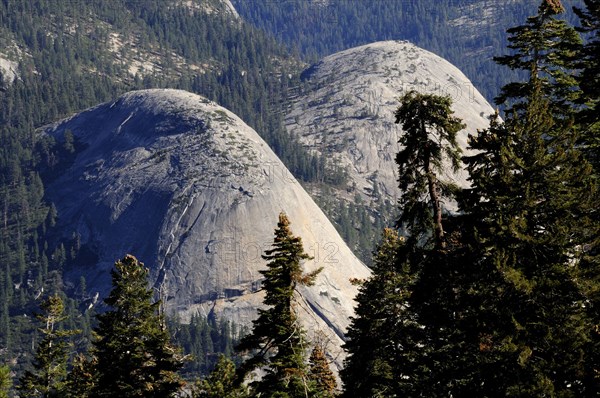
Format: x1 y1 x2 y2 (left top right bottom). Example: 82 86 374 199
541 0 565 15
235 213 322 397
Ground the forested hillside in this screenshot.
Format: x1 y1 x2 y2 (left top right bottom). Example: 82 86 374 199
232 0 584 103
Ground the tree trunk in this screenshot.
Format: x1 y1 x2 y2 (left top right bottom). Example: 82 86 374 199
425 156 445 249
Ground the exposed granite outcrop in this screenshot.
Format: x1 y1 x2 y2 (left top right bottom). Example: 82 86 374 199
43 89 371 367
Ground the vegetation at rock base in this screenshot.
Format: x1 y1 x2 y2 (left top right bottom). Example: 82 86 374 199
193 355 248 398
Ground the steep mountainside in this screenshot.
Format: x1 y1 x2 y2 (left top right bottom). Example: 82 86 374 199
285 41 495 260
232 0 584 103
0 0 241 85
43 89 371 366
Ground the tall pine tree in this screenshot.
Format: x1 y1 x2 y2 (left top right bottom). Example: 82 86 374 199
574 0 600 389
495 0 582 120
394 90 464 249
575 0 600 171
341 228 407 397
462 84 597 396
236 213 321 398
308 342 337 398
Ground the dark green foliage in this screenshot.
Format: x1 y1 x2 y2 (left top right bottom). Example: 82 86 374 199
236 213 321 397
341 228 406 397
90 255 185 398
575 0 600 171
315 185 396 266
394 90 464 248
460 84 598 396
168 314 241 378
343 226 488 397
576 0 600 104
63 354 95 398
17 294 80 398
573 1 600 375
456 2 599 391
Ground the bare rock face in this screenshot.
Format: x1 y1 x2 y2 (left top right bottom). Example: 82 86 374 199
0 55 18 84
43 89 370 366
285 40 495 211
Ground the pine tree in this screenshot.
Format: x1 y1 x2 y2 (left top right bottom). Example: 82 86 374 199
343 92 468 397
90 255 186 398
194 355 247 398
575 0 600 171
236 212 321 398
0 365 11 398
341 228 406 397
394 90 464 248
17 294 79 398
308 343 337 398
63 354 95 398
574 2 600 388
494 0 582 120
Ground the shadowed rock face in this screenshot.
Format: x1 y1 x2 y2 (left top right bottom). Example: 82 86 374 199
43 89 370 366
286 40 496 210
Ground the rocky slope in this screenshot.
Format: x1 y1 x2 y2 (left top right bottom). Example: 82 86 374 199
43 89 371 366
285 40 495 232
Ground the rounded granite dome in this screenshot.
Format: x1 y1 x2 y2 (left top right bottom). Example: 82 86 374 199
43 88 371 369
286 40 495 205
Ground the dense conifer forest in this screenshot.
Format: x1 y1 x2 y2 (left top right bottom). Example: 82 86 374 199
0 0 598 396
